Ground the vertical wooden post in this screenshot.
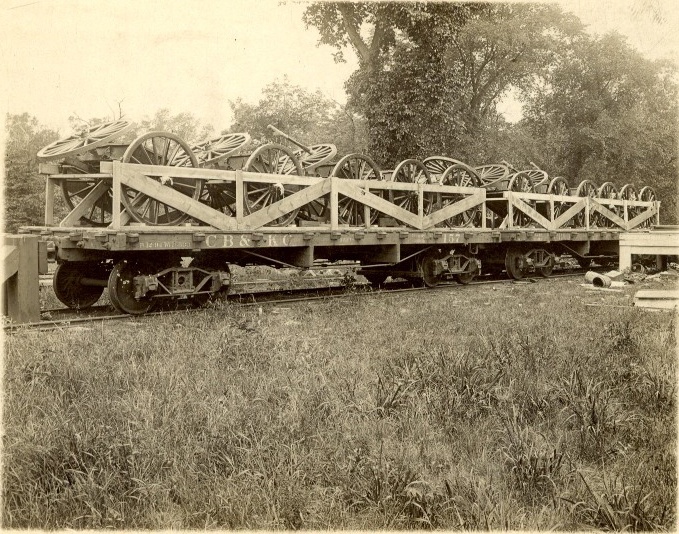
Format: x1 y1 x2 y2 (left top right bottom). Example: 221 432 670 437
2 235 41 324
112 161 122 229
585 197 590 229
482 200 487 230
235 170 244 229
507 192 514 229
330 177 339 231
363 182 371 229
45 178 55 225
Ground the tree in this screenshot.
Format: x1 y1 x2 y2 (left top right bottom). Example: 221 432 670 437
303 2 583 166
521 32 678 221
229 77 369 156
138 109 214 145
3 113 59 232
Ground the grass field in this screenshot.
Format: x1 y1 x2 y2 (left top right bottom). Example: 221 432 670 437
2 275 676 530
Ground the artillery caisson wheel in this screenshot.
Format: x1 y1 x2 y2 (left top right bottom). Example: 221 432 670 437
390 159 432 215
53 261 106 309
638 186 657 228
508 172 535 227
108 259 155 315
505 248 527 280
121 132 202 225
297 144 337 173
190 133 251 167
330 153 383 225
547 176 570 221
474 164 509 185
37 120 133 161
243 143 303 227
596 182 620 227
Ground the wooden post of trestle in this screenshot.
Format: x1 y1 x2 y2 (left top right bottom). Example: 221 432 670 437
330 177 339 231
2 234 42 324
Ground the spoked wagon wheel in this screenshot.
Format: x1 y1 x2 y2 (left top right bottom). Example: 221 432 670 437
574 179 598 227
295 144 338 222
61 179 114 226
297 144 337 174
121 132 202 225
619 183 638 223
508 172 535 227
330 153 383 226
53 261 108 309
186 133 251 167
474 164 510 188
596 182 620 227
547 176 570 222
108 258 156 315
439 165 482 227
243 143 303 227
390 159 432 215
37 119 133 161
423 156 464 182
638 186 657 228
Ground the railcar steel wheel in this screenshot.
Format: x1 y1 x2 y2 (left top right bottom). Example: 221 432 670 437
121 132 202 225
537 255 555 277
390 159 432 215
53 261 107 309
330 153 383 225
439 165 482 227
243 143 303 227
61 179 114 226
505 248 527 279
108 259 155 315
37 120 133 161
419 252 442 287
455 271 475 284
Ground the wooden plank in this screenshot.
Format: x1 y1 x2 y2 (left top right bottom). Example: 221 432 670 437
236 169 244 225
112 161 122 228
509 195 553 230
337 180 423 229
241 179 331 229
59 180 111 227
119 166 238 230
422 191 485 228
552 198 586 229
330 177 339 230
114 161 322 186
45 177 55 226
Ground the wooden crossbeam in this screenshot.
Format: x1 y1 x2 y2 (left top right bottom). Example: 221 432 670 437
59 180 111 227
336 179 422 229
590 199 627 230
119 166 238 230
509 195 553 230
422 191 485 228
627 205 658 229
241 179 331 229
552 198 586 229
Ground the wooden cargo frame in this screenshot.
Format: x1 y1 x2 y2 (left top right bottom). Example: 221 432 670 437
42 161 660 234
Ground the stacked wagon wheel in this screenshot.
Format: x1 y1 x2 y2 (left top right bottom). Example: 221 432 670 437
293 143 337 222
573 179 598 227
596 182 620 227
37 119 134 226
120 131 202 225
188 133 251 216
474 164 510 191
242 143 303 227
438 162 483 227
330 153 383 225
547 176 570 220
507 171 536 227
638 186 657 228
389 159 432 216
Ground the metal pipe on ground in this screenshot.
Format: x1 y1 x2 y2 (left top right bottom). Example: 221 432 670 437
584 271 612 288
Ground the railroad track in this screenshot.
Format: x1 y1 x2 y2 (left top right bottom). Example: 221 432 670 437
6 269 592 332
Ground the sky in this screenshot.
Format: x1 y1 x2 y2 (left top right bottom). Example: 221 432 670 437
1 0 678 136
